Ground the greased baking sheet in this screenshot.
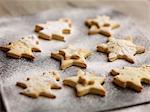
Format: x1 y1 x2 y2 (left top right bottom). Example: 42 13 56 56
0 8 150 112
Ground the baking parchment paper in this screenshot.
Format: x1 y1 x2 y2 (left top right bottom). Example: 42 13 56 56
0 8 150 112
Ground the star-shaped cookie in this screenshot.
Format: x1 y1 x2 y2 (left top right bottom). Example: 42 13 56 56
51 45 92 70
16 71 61 98
97 36 145 63
35 18 72 41
63 69 106 96
85 15 120 37
111 65 150 92
0 35 41 60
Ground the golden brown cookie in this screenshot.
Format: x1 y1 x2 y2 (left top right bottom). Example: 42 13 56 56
0 35 41 60
51 45 92 70
111 65 150 92
35 18 72 41
16 71 61 98
85 15 120 37
97 36 145 63
63 69 106 96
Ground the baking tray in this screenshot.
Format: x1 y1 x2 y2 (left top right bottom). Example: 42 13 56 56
0 7 150 112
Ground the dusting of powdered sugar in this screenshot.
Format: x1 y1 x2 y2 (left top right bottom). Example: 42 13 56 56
1 8 150 112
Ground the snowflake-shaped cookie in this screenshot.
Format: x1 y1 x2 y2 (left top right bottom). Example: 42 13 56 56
85 15 120 37
97 36 145 63
51 45 92 70
63 69 106 96
16 71 61 98
0 35 41 60
35 18 72 41
111 65 150 92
